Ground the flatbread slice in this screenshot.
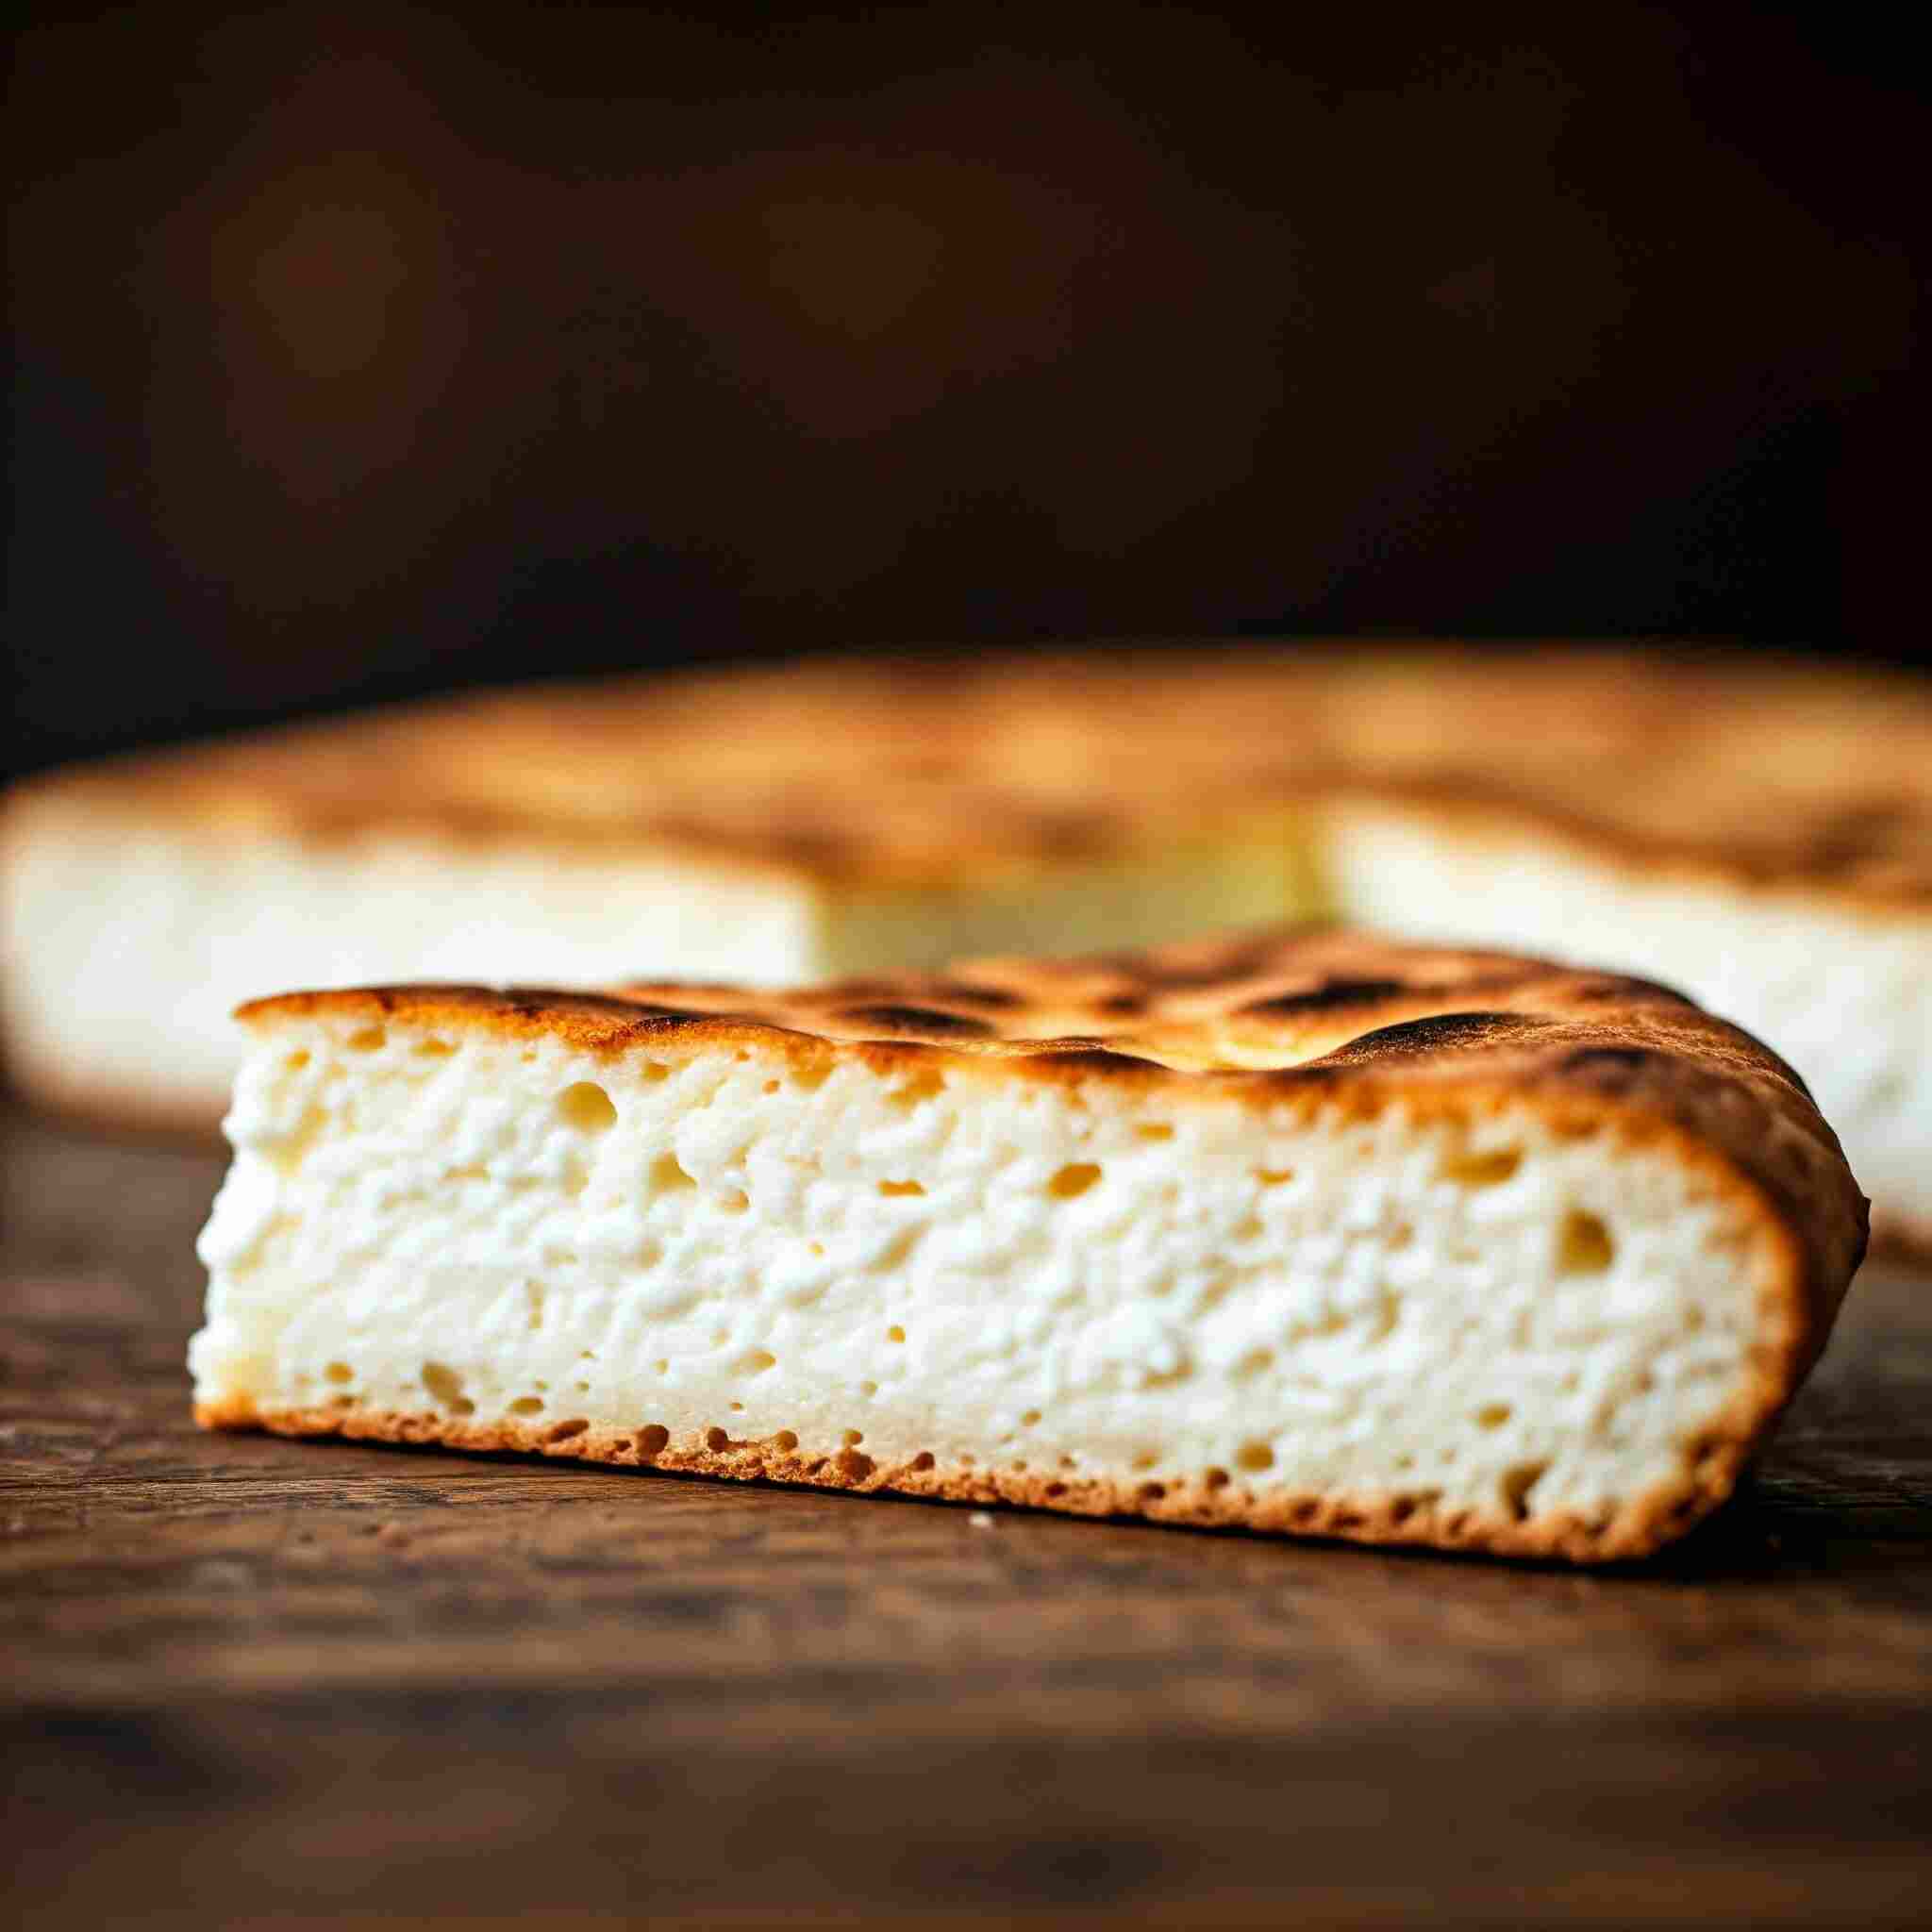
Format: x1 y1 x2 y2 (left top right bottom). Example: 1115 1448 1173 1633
192 931 1866 1561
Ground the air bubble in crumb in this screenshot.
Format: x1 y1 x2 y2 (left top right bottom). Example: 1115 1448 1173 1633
1441 1147 1522 1189
1237 1441 1274 1473
1048 1163 1101 1200
1558 1208 1615 1274
558 1082 617 1133
421 1362 475 1416
1501 1460 1549 1521
325 1362 353 1385
650 1151 698 1192
346 1025 386 1052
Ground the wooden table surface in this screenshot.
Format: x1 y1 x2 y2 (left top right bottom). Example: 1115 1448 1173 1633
3 1107 1929 1931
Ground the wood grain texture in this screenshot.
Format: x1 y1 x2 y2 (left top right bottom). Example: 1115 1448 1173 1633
3 1108 1929 1930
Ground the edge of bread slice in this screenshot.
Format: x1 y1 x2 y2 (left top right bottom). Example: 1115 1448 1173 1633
190 933 1867 1562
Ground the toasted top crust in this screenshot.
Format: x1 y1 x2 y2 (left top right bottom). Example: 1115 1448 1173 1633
10 644 1930 908
242 928 1870 1341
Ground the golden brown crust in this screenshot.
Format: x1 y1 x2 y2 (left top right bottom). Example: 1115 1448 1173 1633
192 1389 1757 1565
10 643 1930 908
219 930 1870 1558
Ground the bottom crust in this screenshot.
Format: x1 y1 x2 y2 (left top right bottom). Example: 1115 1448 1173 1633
198 1397 1755 1566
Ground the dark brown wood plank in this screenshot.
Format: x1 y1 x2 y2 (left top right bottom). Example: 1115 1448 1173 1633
3 1107 1929 1929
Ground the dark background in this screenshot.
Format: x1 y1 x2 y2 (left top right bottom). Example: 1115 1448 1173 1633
7 3 1925 782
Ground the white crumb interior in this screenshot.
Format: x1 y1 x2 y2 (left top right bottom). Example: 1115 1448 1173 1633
0 820 815 1114
0 813 1295 1121
192 1014 1773 1531
1319 802 1930 1222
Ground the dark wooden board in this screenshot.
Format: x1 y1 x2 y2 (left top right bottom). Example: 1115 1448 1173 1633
3 1107 1929 1930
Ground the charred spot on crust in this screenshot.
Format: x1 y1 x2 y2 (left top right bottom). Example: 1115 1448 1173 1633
491 986 684 1018
1241 976 1409 1015
921 980 1024 1008
1563 1045 1657 1074
815 977 901 1001
834 1005 996 1038
497 988 704 1023
1806 799 1915 865
1009 808 1117 856
1330 1011 1542 1058
771 831 858 867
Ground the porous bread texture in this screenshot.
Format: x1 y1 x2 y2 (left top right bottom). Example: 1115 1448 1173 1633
191 934 1868 1562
